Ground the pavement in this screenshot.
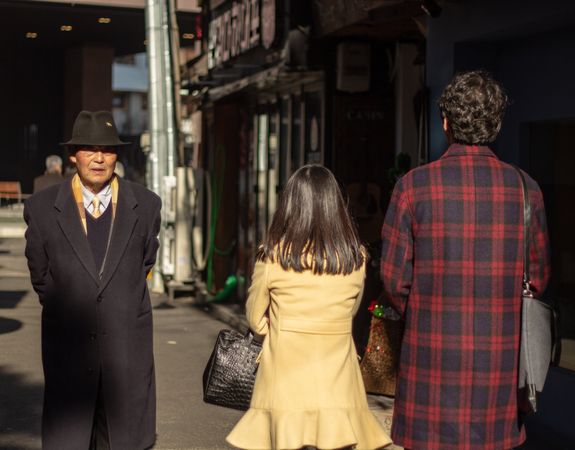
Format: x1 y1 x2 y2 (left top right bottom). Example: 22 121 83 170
0 204 26 239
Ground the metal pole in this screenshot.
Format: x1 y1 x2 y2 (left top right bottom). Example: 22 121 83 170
162 0 177 177
146 0 169 292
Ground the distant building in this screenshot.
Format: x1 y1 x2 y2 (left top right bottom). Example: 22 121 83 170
112 53 148 137
0 0 199 192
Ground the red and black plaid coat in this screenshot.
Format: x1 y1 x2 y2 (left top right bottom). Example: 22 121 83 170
380 144 550 450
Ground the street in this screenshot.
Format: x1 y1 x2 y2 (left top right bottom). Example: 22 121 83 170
0 236 243 450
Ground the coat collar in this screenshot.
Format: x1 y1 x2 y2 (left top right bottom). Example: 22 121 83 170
440 143 498 159
54 177 139 290
54 179 99 283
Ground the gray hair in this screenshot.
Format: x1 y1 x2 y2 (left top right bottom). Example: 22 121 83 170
45 155 63 174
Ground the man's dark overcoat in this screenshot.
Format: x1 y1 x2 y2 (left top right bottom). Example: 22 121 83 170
380 144 550 450
24 177 161 450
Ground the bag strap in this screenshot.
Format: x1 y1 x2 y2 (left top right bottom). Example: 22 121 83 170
512 164 562 365
511 164 533 294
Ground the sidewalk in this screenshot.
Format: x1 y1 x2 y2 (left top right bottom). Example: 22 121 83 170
0 204 26 238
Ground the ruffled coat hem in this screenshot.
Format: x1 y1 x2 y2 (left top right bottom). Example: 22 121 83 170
226 406 392 450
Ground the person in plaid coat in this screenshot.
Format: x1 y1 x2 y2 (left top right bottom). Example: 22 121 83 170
380 71 550 450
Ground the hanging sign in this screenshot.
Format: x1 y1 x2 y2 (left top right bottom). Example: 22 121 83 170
261 0 276 49
208 0 261 70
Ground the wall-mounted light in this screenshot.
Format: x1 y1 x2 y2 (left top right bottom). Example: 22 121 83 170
26 32 38 39
60 25 73 32
182 33 195 40
98 17 111 24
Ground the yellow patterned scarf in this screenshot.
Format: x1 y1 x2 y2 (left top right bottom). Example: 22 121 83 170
71 173 119 234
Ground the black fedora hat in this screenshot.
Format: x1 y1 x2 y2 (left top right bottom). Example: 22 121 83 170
61 110 130 147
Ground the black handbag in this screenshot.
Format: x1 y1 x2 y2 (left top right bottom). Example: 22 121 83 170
513 166 560 414
202 329 263 411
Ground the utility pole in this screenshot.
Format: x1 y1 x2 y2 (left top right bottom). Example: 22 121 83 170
145 0 179 293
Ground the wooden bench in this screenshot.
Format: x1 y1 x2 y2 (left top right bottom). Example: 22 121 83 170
0 181 30 206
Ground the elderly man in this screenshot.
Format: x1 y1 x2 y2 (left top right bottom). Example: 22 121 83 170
24 111 161 450
33 154 64 193
380 71 550 450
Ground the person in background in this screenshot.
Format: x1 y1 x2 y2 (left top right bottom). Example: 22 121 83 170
380 71 550 450
227 164 392 450
33 154 64 193
24 110 161 450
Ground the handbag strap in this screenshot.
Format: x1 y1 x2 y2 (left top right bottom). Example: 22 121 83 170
512 165 562 365
511 164 533 295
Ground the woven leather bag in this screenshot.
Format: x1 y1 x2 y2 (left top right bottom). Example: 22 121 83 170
202 329 262 411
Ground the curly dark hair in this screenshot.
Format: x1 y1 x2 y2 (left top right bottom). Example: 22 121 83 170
438 70 509 145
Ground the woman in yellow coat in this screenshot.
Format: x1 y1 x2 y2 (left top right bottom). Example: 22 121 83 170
227 165 392 450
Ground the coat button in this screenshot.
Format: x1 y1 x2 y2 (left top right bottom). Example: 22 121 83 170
87 368 94 375
97 295 102 303
90 332 97 341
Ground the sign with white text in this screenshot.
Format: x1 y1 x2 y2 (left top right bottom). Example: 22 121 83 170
207 0 261 70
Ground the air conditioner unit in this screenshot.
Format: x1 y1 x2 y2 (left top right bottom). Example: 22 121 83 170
337 42 371 93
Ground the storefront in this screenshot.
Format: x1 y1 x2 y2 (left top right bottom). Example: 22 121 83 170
186 0 324 295
187 0 427 304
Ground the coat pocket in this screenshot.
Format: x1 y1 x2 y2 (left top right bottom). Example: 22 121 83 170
279 317 351 335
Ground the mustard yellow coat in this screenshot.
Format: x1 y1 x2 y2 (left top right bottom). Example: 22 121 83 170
226 259 392 450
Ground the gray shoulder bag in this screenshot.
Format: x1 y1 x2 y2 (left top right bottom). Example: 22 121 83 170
514 165 555 414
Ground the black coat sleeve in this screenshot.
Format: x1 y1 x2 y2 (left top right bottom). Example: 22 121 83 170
144 198 161 276
23 201 49 303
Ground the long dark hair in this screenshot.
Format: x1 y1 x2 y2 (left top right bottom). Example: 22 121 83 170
257 164 364 275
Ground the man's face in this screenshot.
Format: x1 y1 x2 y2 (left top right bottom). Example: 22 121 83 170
70 146 117 193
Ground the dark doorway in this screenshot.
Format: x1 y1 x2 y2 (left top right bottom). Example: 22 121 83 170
527 120 575 371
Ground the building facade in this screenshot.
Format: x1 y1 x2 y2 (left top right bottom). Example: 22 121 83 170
185 0 428 319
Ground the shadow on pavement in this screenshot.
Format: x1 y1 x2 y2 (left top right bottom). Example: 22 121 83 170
0 365 43 443
0 317 22 334
0 290 27 309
